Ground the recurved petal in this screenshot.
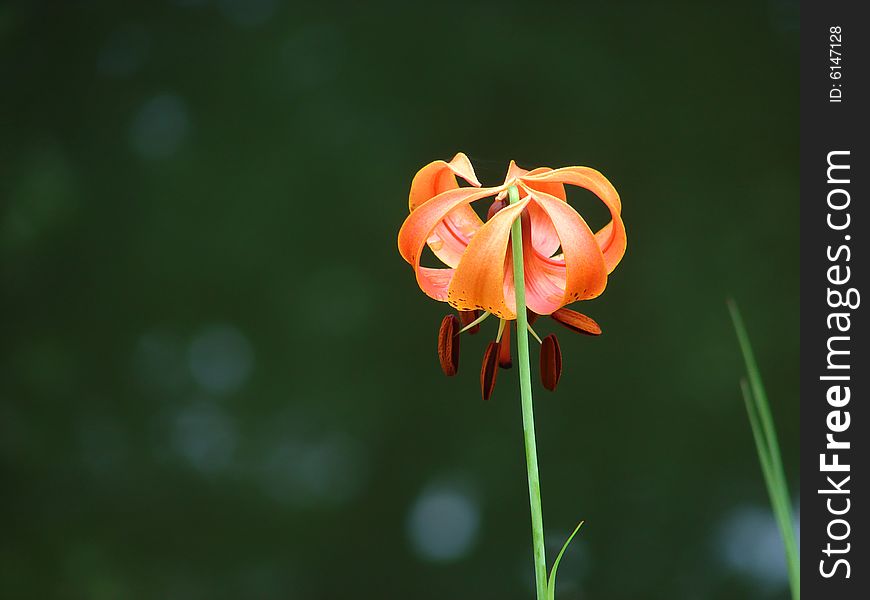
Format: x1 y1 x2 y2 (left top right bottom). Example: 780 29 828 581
480 341 500 401
524 187 608 306
594 218 627 274
399 186 501 263
446 197 530 319
521 167 626 273
540 334 562 391
521 166 621 211
409 153 485 268
551 308 602 336
522 167 567 201
503 211 567 316
517 167 565 257
503 159 529 183
495 160 528 201
426 211 482 269
437 314 460 376
526 199 561 258
398 186 503 301
415 267 454 302
522 252 569 315
409 152 481 211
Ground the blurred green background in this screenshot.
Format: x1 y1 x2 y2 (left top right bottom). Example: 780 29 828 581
1 1 799 599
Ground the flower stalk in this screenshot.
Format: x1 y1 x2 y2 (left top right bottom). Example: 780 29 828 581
508 185 547 600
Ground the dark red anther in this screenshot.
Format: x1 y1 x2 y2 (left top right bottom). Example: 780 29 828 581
458 309 481 335
480 341 500 400
540 334 563 391
551 308 602 336
437 315 460 376
527 309 539 326
498 322 512 369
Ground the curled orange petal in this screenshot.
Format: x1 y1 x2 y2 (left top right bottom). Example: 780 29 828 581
523 186 608 307
522 167 565 258
499 165 563 257
409 152 484 268
521 167 626 273
526 199 561 258
594 220 627 273
446 197 530 318
409 152 481 211
398 185 503 301
502 159 529 184
503 211 567 315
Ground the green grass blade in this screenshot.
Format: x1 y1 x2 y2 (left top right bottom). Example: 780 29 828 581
728 300 800 600
740 379 775 491
740 379 778 502
728 301 790 501
546 521 584 600
740 379 795 573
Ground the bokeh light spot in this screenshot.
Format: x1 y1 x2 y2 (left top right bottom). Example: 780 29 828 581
97 25 151 77
716 503 800 589
258 433 367 508
219 0 276 28
129 93 190 160
171 402 237 473
188 324 254 394
2 143 76 250
407 485 480 562
133 330 189 396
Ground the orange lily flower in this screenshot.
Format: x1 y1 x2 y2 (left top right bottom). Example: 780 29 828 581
398 153 626 399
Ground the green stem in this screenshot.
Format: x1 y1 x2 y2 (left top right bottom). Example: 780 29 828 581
508 185 547 600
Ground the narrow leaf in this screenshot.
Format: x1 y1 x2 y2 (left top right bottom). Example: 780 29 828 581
547 521 584 600
728 299 800 600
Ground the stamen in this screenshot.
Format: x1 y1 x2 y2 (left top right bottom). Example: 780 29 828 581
495 318 506 343
527 323 543 344
498 322 512 369
540 334 563 391
486 199 508 220
437 315 460 376
458 309 482 335
480 341 500 401
551 308 603 336
458 310 491 335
